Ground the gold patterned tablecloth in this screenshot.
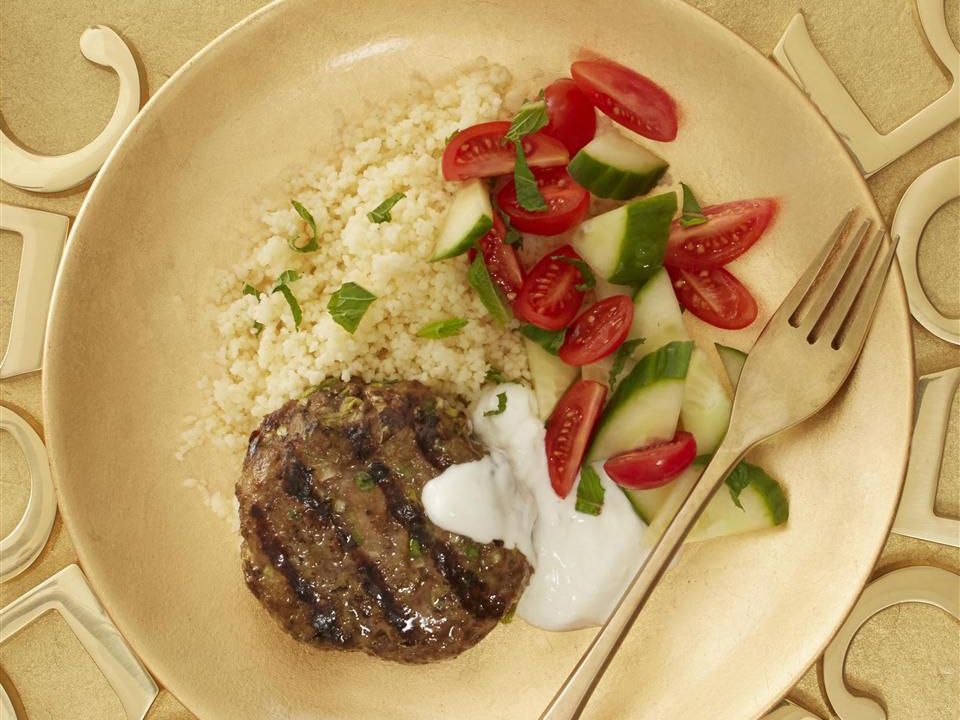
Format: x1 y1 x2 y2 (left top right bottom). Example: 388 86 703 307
0 1 957 718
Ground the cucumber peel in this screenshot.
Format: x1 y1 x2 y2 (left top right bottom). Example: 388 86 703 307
568 132 669 200
634 461 788 543
689 461 788 541
573 192 677 286
588 340 692 461
431 180 493 261
583 269 687 387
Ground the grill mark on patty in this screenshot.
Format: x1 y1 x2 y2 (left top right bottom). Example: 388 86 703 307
248 504 351 646
343 392 377 460
412 405 454 469
281 448 419 640
245 428 262 462
372 462 506 618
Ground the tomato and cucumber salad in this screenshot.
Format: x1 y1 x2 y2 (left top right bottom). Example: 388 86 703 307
571 59 678 142
664 198 777 269
431 53 785 520
542 78 597 154
668 266 758 330
559 295 633 366
467 211 525 301
442 122 569 181
545 380 606 498
603 431 697 489
497 168 589 236
514 245 587 330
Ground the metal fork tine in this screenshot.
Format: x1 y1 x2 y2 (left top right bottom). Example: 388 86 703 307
797 218 872 332
814 228 885 342
781 209 854 324
834 235 900 350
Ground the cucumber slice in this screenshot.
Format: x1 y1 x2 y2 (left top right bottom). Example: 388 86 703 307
568 132 669 200
621 468 694 524
572 192 677 286
584 269 688 387
715 343 747 390
630 268 689 353
588 340 692 461
430 180 493 261
680 348 732 455
524 337 579 420
689 462 788 542
636 462 788 543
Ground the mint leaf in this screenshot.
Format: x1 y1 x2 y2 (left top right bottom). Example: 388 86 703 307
270 270 302 329
242 284 265 335
504 96 548 143
273 285 302 329
575 465 605 516
513 143 547 212
725 462 751 510
327 282 376 334
520 324 565 356
483 391 508 417
723 461 784 516
552 255 596 291
485 366 508 384
692 458 782 520
289 200 320 253
608 338 645 388
445 128 460 144
275 269 300 287
499 209 523 248
354 471 375 491
679 183 708 228
367 192 405 224
467 254 511 326
409 537 423 558
416 317 469 339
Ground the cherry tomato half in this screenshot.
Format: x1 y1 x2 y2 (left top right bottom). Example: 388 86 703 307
603 431 697 489
546 380 607 498
665 198 778 270
571 59 678 142
543 78 597 155
441 121 569 181
558 295 634 366
467 211 525 302
668 266 758 330
497 168 590 236
514 245 587 330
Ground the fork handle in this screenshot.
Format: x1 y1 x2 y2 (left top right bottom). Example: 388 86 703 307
538 444 747 720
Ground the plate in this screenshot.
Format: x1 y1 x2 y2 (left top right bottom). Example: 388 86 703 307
42 0 914 718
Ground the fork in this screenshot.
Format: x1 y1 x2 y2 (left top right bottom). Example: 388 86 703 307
540 211 900 720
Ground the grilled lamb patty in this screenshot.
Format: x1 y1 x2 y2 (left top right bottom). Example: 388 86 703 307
237 378 530 663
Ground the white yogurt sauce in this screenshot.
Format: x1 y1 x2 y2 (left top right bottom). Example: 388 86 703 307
421 383 650 631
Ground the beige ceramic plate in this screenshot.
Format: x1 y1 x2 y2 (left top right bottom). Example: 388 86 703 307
43 1 914 718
